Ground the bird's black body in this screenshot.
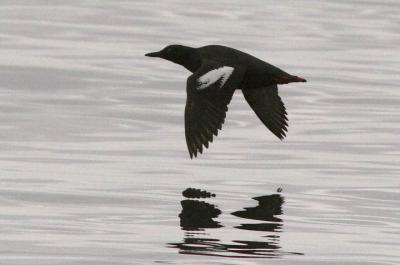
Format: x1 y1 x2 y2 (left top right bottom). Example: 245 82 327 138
199 45 292 88
146 44 306 158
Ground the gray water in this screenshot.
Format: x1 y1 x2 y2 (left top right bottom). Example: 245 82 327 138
0 1 399 264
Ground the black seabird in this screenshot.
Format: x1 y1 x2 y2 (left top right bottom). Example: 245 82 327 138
145 45 306 158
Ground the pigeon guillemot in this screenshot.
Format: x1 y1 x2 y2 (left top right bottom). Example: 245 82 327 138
145 45 306 158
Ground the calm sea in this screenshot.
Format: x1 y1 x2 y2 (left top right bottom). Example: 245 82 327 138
0 1 399 264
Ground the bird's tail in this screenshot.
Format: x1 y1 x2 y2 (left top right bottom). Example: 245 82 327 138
292 76 307 82
272 75 307 85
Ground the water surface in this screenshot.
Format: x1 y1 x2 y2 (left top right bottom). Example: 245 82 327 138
0 1 399 264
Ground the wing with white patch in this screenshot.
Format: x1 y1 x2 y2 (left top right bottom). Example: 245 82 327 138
185 61 245 158
197 66 234 90
242 85 288 140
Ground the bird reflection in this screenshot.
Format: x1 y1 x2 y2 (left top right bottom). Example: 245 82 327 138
179 199 222 230
179 187 222 230
168 188 303 258
232 194 284 231
169 237 283 258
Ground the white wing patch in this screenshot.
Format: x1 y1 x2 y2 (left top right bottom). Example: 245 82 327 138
197 66 234 90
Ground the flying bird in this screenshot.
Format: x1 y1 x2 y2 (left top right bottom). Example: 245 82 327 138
145 45 306 158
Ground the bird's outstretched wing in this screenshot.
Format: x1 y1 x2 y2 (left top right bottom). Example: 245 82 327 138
185 61 245 158
242 85 288 140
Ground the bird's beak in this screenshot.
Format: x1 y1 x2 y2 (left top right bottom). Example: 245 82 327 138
145 51 162 57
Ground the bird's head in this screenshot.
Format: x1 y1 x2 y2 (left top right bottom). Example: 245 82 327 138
145 45 200 71
145 45 183 61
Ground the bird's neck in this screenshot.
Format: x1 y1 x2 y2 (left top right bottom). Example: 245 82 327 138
174 47 202 73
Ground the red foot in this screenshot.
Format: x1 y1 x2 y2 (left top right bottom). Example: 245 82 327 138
273 75 307 84
293 76 307 82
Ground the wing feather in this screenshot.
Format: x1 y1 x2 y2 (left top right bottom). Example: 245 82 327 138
185 61 245 158
242 85 289 140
